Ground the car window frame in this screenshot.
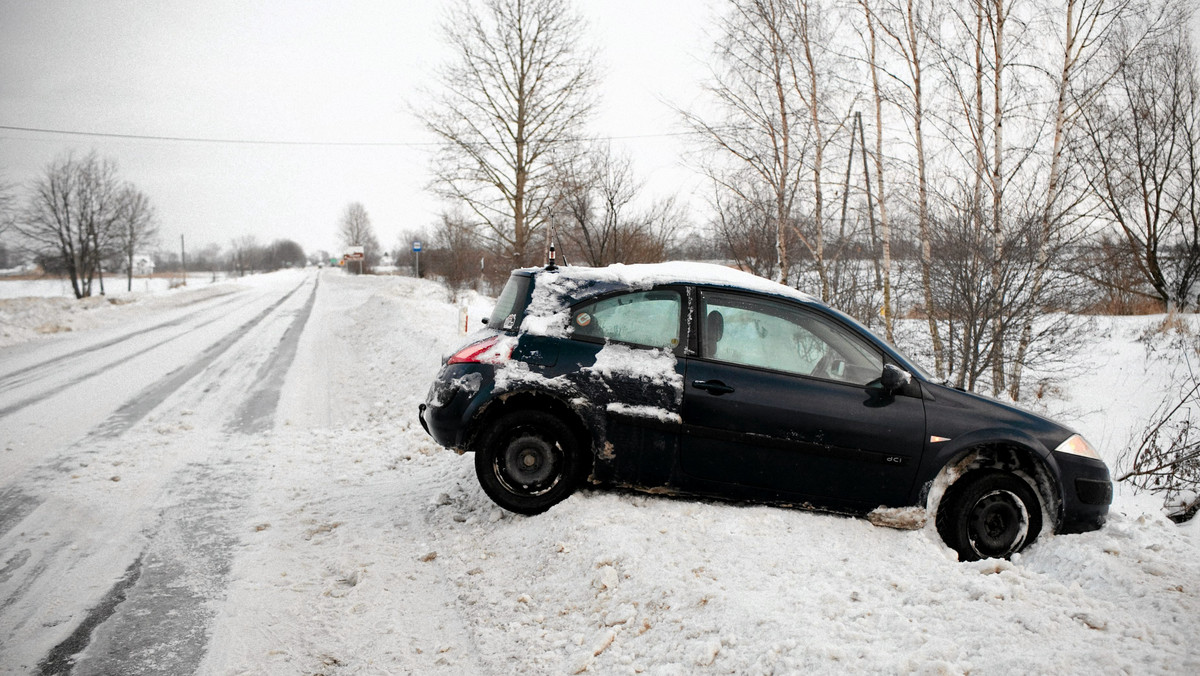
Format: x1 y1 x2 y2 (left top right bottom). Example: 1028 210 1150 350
692 287 886 388
564 285 688 355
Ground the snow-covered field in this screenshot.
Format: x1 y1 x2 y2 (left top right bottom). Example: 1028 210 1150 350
1 268 1197 675
0 273 232 300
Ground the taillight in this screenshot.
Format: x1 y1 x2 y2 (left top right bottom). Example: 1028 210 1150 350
447 336 513 365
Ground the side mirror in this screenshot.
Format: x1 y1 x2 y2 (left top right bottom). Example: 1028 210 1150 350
881 363 912 394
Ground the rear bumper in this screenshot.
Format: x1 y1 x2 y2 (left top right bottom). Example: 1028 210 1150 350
1054 452 1112 534
420 364 492 450
418 404 431 437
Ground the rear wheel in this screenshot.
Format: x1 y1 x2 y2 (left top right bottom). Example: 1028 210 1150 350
474 410 582 515
936 470 1043 561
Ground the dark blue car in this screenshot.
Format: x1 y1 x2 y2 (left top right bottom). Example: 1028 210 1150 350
420 262 1111 561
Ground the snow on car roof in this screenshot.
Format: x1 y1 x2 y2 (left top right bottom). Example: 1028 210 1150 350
526 261 819 303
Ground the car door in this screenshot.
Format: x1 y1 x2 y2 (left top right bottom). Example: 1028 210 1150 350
558 287 687 487
678 289 926 509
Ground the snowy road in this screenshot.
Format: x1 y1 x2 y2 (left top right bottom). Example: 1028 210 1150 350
1 269 1198 675
0 270 482 674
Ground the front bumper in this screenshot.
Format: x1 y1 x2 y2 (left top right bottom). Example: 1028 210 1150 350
1054 451 1112 534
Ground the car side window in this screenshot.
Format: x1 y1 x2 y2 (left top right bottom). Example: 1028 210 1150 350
700 291 883 385
569 290 682 350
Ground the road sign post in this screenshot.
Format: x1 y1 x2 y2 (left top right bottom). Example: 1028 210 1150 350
413 241 422 278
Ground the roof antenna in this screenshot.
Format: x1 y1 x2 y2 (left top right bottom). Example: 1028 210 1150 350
544 207 559 271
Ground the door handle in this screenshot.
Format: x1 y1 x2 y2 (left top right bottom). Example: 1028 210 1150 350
692 379 735 395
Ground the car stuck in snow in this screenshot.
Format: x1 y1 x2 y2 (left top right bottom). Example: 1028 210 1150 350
419 262 1112 561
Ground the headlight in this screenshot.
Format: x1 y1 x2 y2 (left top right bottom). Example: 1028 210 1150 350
1055 434 1101 460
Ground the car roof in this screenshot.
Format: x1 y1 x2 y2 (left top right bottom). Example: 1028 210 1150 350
518 262 820 306
514 262 932 381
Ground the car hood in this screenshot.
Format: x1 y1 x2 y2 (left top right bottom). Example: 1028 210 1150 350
922 381 1076 453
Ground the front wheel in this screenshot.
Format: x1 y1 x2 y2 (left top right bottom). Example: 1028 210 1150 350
474 410 583 515
936 470 1043 561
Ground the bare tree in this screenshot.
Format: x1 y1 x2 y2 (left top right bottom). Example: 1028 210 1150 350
707 174 791 278
1078 16 1200 311
429 210 483 293
856 0 897 342
551 143 681 266
422 0 597 267
876 0 946 379
229 235 262 276
13 151 124 298
0 176 15 238
683 0 808 285
1119 353 1200 523
337 201 382 273
783 0 855 301
1007 0 1163 400
262 239 306 270
115 186 158 292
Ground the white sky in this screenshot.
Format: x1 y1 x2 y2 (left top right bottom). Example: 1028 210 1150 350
0 0 714 258
4 1 1198 260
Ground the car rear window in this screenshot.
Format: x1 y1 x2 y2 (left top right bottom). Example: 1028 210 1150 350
569 290 682 349
489 274 532 331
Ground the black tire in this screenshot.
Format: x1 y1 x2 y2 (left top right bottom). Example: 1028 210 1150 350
474 410 583 515
936 470 1043 561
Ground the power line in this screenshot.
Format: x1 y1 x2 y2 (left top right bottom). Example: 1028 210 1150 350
0 124 440 147
0 124 709 147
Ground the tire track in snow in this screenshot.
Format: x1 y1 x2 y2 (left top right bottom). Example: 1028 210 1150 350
54 460 247 676
0 290 243 392
0 302 243 419
90 277 308 438
36 555 143 676
226 275 319 434
0 486 41 541
23 278 315 673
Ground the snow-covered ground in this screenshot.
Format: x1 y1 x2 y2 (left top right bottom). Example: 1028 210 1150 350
0 273 233 300
0 269 1197 675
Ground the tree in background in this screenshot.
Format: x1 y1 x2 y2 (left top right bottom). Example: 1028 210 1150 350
682 0 808 285
229 235 261 276
115 186 158 291
0 177 14 269
429 211 484 293
873 0 945 379
423 0 598 267
0 176 14 238
551 143 682 267
13 151 128 298
337 201 381 273
1079 15 1200 311
263 239 306 270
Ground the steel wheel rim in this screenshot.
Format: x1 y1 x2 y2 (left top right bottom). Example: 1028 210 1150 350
494 426 563 497
967 489 1029 558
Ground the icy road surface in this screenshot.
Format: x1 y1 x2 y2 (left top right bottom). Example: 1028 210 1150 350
0 268 1197 675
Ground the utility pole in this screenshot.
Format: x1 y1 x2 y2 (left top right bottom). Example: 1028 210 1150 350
180 234 187 286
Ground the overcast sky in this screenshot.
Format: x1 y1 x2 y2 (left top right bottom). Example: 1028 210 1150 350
0 0 713 258
4 2 1199 261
